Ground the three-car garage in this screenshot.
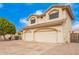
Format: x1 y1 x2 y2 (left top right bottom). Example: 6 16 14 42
23 28 58 43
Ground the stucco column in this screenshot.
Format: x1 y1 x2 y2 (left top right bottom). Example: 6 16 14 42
30 29 35 41
57 29 64 43
22 30 26 40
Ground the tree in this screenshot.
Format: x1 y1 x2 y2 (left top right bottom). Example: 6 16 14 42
0 18 16 40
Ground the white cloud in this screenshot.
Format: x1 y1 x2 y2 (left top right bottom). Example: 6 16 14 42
72 21 79 31
20 18 28 25
34 10 43 15
0 4 3 8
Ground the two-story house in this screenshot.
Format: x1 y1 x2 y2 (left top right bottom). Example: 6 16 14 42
22 5 73 43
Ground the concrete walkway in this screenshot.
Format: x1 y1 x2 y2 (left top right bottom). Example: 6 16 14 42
0 40 78 55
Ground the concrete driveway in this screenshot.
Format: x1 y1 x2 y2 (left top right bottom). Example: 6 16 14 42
0 40 78 55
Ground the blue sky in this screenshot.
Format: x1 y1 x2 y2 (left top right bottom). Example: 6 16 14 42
0 3 79 32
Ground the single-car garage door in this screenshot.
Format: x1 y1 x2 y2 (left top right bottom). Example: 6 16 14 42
24 31 32 41
34 29 58 43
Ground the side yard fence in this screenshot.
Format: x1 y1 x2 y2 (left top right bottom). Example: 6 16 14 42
70 33 79 43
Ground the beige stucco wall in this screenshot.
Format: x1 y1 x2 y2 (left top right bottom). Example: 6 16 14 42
61 9 72 43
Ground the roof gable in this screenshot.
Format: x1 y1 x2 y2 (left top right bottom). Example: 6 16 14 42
45 5 73 20
27 5 73 21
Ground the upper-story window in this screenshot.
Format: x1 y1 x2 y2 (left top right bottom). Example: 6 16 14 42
30 18 36 24
49 10 59 19
49 12 59 19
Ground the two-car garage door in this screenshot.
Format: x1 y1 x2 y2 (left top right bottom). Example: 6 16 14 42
34 30 57 43
24 28 58 43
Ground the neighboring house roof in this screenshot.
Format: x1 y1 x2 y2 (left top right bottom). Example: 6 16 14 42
27 5 73 20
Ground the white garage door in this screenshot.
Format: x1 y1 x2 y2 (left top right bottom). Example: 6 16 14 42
25 32 32 41
34 30 57 43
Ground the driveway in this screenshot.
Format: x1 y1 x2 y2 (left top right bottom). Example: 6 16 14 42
0 40 78 55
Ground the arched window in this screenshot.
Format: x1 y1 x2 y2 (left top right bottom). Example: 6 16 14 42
30 17 36 24
49 9 59 19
